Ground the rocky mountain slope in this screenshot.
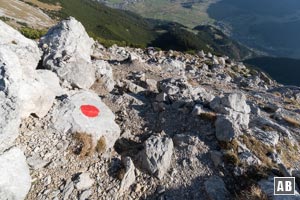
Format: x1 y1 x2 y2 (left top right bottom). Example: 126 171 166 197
1 17 300 200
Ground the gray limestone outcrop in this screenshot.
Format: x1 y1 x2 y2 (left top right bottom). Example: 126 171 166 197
40 17 95 89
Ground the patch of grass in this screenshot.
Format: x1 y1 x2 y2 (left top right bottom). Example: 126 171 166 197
73 132 94 158
282 116 300 127
16 21 28 27
224 150 239 166
0 16 10 22
200 112 217 122
227 70 238 79
261 125 275 132
235 185 268 200
283 98 300 110
272 91 282 97
19 27 47 39
219 139 239 166
95 136 107 154
277 139 300 168
239 135 274 168
219 139 239 151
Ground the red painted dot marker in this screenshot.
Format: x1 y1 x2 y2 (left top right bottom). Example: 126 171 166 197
80 105 100 118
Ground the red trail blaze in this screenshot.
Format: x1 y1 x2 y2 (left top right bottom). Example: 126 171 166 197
80 105 100 118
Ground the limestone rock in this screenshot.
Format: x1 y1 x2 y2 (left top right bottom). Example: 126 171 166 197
120 156 136 192
252 128 279 146
138 135 173 179
40 17 95 89
94 60 115 92
27 155 49 170
145 79 158 92
62 179 74 200
0 147 31 200
0 20 41 71
108 45 130 62
161 58 185 76
212 93 250 141
215 115 240 142
210 151 223 167
74 172 94 191
158 78 212 103
204 176 230 200
79 189 92 200
19 70 62 118
52 90 120 150
210 93 250 114
0 48 22 153
239 151 261 166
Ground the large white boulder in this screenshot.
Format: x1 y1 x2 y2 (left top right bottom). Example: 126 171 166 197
0 48 22 153
40 17 95 89
211 93 250 142
0 20 41 71
52 91 120 149
0 147 31 200
0 22 63 153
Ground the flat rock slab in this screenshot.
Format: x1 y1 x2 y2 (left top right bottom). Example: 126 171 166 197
52 91 120 149
0 147 31 200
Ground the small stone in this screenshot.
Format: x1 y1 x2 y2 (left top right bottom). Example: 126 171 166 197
79 189 92 200
62 179 74 200
210 151 223 167
44 175 52 186
145 79 158 92
126 81 145 94
134 183 142 193
192 104 205 115
156 92 168 102
74 172 94 191
156 185 165 194
120 156 136 192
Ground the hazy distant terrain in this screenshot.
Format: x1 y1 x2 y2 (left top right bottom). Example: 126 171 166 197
97 0 219 28
208 0 300 58
99 0 300 59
